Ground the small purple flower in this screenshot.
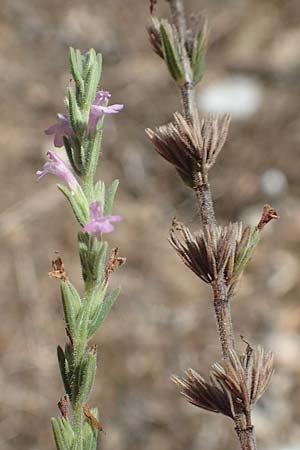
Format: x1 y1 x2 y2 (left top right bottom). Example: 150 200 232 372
45 91 123 146
88 90 124 129
36 151 78 191
84 201 122 237
45 113 75 148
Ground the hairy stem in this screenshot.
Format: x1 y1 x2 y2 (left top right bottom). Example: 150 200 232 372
235 418 257 450
167 2 258 450
212 280 235 358
193 172 216 227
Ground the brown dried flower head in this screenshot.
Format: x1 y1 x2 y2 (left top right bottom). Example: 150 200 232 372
173 345 274 419
146 112 230 186
169 219 261 294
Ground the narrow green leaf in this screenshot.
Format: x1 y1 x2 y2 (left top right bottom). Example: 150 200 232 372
63 137 82 176
57 184 89 227
85 129 102 178
57 346 72 398
51 418 69 450
82 49 95 81
58 417 74 448
192 30 208 86
75 49 83 73
68 88 83 133
160 22 184 84
83 408 99 450
233 228 260 281
88 288 120 339
94 180 105 207
68 135 85 174
75 350 97 405
104 179 119 215
78 233 107 285
69 47 84 100
89 281 108 322
61 282 82 339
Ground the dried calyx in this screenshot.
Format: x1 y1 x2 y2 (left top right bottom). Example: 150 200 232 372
169 205 278 296
146 112 231 186
169 219 258 295
172 345 274 419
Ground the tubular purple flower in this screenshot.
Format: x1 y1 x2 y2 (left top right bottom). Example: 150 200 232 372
36 151 78 191
45 114 75 148
84 201 122 237
88 90 124 130
45 92 123 146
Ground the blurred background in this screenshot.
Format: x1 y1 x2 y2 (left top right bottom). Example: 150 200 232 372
0 0 300 449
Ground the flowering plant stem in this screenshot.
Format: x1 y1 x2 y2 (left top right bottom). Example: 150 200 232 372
167 1 254 447
147 1 278 449
171 0 258 447
38 48 124 450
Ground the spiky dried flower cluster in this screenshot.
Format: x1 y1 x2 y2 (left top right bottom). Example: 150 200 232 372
173 345 274 419
146 113 230 186
169 219 263 296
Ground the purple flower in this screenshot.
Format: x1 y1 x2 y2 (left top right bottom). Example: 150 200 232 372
88 91 124 129
45 114 75 148
84 201 122 237
36 151 78 191
45 92 123 147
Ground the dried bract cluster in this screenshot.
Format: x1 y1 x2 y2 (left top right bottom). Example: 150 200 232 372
169 219 262 295
146 113 231 186
173 346 274 419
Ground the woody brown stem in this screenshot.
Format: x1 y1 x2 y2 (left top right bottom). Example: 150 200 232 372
235 417 257 450
212 280 235 358
166 2 257 450
194 172 216 227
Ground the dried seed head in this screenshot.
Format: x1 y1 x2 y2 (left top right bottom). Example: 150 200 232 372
172 370 234 418
146 112 230 186
169 220 262 295
212 346 274 416
173 346 274 419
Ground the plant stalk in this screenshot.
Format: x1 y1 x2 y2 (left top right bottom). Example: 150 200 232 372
167 2 257 449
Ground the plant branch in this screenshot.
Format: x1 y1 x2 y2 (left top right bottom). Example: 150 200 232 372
166 3 258 450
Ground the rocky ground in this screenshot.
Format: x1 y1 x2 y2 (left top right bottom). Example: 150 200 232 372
0 0 300 449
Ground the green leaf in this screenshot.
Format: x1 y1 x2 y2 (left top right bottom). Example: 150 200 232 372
75 349 97 405
57 346 72 398
84 129 102 178
94 180 105 207
58 417 74 448
89 281 108 322
83 51 102 120
67 135 85 174
68 88 83 134
78 233 107 285
88 287 120 339
104 179 119 215
61 282 82 339
69 47 84 102
232 228 261 282
83 408 99 450
63 137 82 177
57 183 89 227
160 21 184 84
51 418 69 450
192 27 208 86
